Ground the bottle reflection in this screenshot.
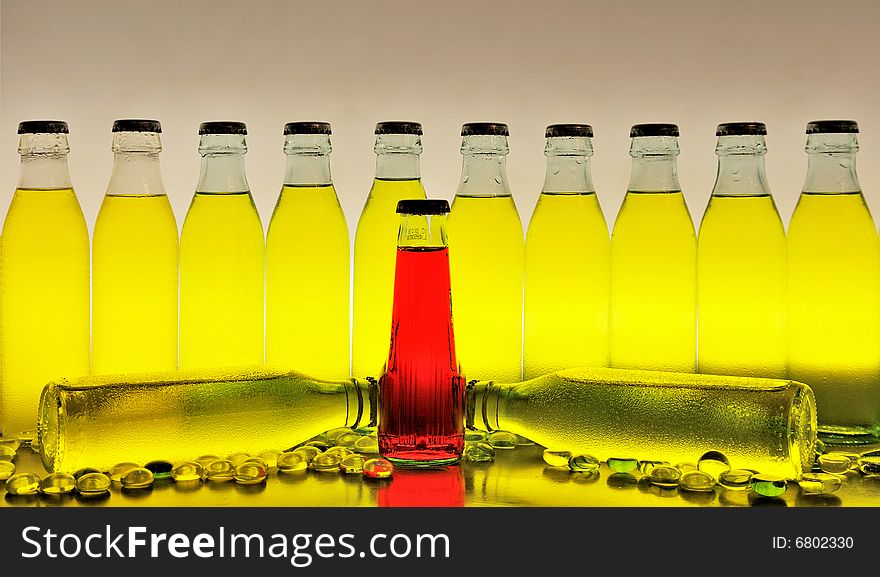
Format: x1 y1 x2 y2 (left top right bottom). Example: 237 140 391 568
378 466 465 507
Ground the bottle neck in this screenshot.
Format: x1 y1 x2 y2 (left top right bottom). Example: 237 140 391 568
107 152 165 196
544 156 594 194
803 133 861 193
713 155 769 197
466 381 500 432
17 154 72 189
376 153 421 180
197 153 249 193
627 135 681 192
457 154 511 197
284 154 332 186
397 213 448 249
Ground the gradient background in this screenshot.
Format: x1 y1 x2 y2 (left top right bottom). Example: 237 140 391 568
2 0 879 235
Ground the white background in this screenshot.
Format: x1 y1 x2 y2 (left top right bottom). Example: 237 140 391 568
2 0 879 236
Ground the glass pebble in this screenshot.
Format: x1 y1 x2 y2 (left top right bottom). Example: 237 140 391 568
243 456 269 469
324 446 354 459
679 470 716 492
292 445 322 463
325 427 353 444
797 472 842 495
353 426 377 436
751 473 787 497
837 452 861 470
15 429 37 444
353 436 379 454
0 438 21 451
171 461 204 482
196 454 220 468
121 467 154 489
5 472 40 495
814 438 826 454
145 459 174 480
234 462 268 484
109 462 140 483
568 454 600 472
718 469 754 491
859 454 880 476
487 430 518 449
0 445 16 460
607 457 639 473
363 457 394 479
697 450 731 481
304 438 330 451
258 450 282 468
205 459 236 482
277 452 308 473
0 460 16 481
73 467 101 480
464 429 488 443
76 472 111 496
310 453 343 472
225 452 251 466
647 465 681 487
818 453 851 474
463 442 495 463
638 461 665 475
40 472 76 495
675 462 697 473
542 449 572 468
341 455 366 474
335 432 361 448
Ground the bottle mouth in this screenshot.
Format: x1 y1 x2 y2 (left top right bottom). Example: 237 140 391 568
38 384 63 473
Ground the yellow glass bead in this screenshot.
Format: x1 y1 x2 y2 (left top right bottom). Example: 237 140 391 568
277 452 308 473
0 460 16 481
39 472 76 495
6 472 41 495
109 462 140 483
225 452 251 466
310 453 343 472
797 472 842 495
205 459 236 482
121 467 154 489
171 461 204 482
76 472 111 496
258 450 282 468
291 446 322 463
487 430 518 449
818 453 851 475
363 457 394 479
196 454 220 468
234 461 268 484
647 465 682 487
341 455 366 474
680 470 716 492
718 469 754 491
353 436 379 454
542 449 572 468
698 450 731 481
0 445 16 460
568 454 600 472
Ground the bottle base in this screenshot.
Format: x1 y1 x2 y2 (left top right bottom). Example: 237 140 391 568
383 451 462 468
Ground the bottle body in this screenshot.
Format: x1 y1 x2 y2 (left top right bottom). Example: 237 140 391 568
697 126 786 378
1 124 89 435
179 125 265 369
92 122 179 374
524 126 609 379
470 367 816 479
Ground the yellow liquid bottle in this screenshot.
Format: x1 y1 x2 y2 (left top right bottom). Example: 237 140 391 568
524 124 609 379
448 123 523 382
352 122 426 380
267 122 350 380
788 121 880 441
0 121 89 435
92 120 178 374
610 124 696 372
697 123 786 378
179 122 264 369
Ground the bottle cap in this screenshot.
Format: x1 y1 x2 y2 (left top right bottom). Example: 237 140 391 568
716 122 766 136
546 124 593 138
806 120 858 134
199 121 247 135
112 119 162 133
284 122 331 135
396 199 450 215
630 123 679 137
18 120 69 134
375 121 422 135
462 122 509 136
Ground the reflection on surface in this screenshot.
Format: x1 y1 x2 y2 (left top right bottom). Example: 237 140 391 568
379 467 464 507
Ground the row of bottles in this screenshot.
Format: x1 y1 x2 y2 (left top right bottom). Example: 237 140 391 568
1 118 878 444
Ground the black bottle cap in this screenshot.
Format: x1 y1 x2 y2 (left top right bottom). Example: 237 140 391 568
716 122 766 136
462 122 509 136
18 120 69 134
396 199 450 215
545 124 593 138
806 120 859 134
284 121 331 135
630 123 679 137
375 121 422 135
199 121 247 135
112 119 162 133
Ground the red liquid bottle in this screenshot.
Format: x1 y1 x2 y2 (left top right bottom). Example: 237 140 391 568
379 199 465 466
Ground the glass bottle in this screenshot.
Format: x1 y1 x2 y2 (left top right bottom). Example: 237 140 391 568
1 120 89 436
92 119 179 375
788 120 880 442
352 122 427 381
447 122 524 383
697 122 786 379
524 124 609 379
266 122 350 380
39 365 814 478
379 199 464 466
179 121 265 369
610 123 696 372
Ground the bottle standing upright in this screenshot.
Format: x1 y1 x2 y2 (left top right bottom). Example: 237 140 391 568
92 119 179 375
352 122 427 381
1 120 89 435
524 124 609 380
266 122 350 380
179 121 265 370
697 122 786 378
788 120 880 443
447 122 524 383
610 123 696 372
